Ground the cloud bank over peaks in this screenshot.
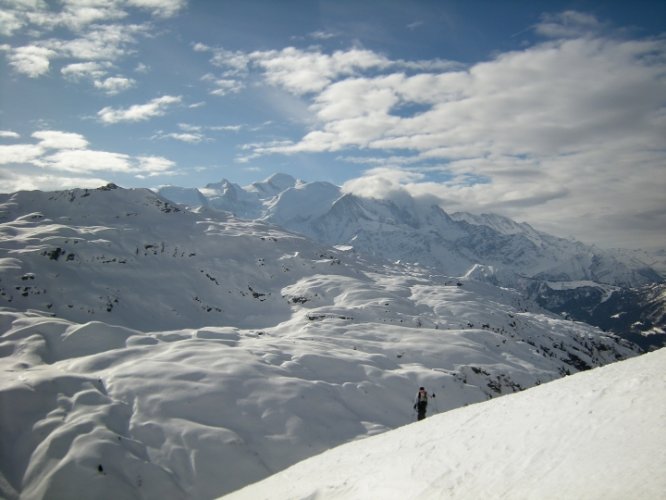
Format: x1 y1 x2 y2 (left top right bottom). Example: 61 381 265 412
196 12 665 249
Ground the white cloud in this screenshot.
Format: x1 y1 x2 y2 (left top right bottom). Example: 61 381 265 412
61 61 134 94
5 22 149 81
32 130 89 149
62 61 111 80
308 30 338 40
535 11 605 39
135 155 176 174
252 47 392 95
97 95 182 124
0 129 178 186
0 131 21 139
0 0 185 36
134 62 149 73
202 75 244 96
199 45 251 76
36 148 135 172
152 122 245 144
93 76 135 94
210 124 243 132
8 44 55 77
342 167 425 199
155 132 204 143
0 172 110 193
0 8 25 36
125 0 186 18
47 3 128 32
56 23 148 60
0 144 44 164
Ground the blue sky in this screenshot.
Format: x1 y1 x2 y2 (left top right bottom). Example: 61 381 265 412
0 0 665 249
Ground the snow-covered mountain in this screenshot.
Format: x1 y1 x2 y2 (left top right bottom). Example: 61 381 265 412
0 184 639 499
157 174 665 346
529 281 666 351
158 173 662 288
224 347 666 500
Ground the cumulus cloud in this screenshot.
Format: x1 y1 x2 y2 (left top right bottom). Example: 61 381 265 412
1 1 164 89
55 23 148 60
35 148 136 173
0 144 44 165
0 8 25 36
61 61 135 95
4 23 149 79
195 44 459 97
252 47 391 95
0 0 185 35
0 130 21 139
0 129 177 189
7 45 55 77
62 61 111 80
97 95 182 124
342 167 425 199
32 130 89 149
93 76 135 94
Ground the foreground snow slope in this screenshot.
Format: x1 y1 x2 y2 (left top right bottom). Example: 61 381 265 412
224 348 666 500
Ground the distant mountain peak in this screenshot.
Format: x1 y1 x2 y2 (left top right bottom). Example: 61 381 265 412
246 172 298 198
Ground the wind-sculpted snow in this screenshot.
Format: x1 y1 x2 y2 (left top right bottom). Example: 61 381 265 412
0 185 640 498
0 305 637 499
224 348 666 500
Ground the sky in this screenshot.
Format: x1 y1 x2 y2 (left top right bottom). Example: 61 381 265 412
0 0 665 250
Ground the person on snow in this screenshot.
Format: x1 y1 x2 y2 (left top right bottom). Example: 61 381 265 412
413 386 428 421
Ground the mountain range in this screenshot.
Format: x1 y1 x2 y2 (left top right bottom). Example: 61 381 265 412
0 182 643 498
158 173 666 350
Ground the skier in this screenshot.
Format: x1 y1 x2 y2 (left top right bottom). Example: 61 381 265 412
413 386 428 421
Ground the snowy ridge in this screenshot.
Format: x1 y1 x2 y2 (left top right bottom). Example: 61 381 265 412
223 348 666 500
0 184 639 498
158 174 665 345
157 174 663 288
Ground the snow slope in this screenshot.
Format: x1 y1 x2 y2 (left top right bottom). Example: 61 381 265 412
0 184 640 499
224 348 666 500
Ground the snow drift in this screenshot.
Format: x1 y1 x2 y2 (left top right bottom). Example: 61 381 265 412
224 348 666 500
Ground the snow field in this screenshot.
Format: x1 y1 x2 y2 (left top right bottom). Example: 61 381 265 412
0 297 635 499
223 348 666 500
0 185 643 498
